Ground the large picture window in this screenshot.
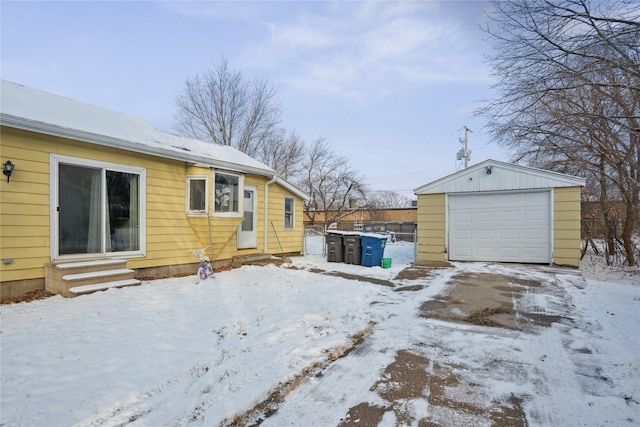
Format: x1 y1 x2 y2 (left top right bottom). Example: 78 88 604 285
214 172 242 215
52 154 145 259
186 175 208 215
284 196 294 229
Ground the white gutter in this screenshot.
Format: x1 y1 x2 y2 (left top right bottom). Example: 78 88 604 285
273 176 310 202
0 114 277 178
264 175 278 253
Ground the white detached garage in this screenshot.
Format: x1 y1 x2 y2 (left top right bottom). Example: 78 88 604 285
414 160 586 267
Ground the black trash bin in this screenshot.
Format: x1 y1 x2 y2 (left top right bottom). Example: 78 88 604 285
326 232 344 262
343 232 361 265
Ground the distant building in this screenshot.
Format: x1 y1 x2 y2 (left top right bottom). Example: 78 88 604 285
304 207 417 240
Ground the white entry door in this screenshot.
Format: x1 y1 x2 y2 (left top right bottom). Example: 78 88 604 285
237 186 257 249
448 191 551 263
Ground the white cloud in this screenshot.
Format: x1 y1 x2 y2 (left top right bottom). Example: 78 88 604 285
362 17 444 60
159 0 258 21
268 22 335 49
159 1 494 102
354 0 440 22
246 1 492 101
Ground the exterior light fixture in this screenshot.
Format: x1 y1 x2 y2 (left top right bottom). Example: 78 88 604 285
3 160 15 183
485 166 493 175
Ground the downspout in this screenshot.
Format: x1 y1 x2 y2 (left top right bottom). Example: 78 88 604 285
264 175 278 253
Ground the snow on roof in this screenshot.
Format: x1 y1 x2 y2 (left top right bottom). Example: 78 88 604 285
0 80 275 176
414 159 586 195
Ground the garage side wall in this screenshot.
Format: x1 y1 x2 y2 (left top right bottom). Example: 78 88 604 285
416 193 446 262
553 186 582 267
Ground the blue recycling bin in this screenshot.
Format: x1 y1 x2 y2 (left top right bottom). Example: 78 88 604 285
360 234 387 267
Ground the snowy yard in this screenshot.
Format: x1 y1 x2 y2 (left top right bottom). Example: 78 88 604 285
1 237 638 426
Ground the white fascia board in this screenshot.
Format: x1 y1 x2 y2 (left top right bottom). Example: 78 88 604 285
482 159 586 186
275 176 311 201
414 159 586 194
1 114 276 177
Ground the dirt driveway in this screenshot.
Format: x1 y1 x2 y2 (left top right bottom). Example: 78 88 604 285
252 261 591 427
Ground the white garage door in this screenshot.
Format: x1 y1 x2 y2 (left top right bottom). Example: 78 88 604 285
448 191 551 263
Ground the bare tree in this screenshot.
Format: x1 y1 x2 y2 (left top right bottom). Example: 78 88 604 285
361 191 413 222
296 139 367 225
174 57 281 159
479 0 640 265
257 128 305 181
366 191 413 209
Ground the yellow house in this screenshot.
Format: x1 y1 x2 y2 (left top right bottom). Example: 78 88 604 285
0 80 309 298
413 159 586 267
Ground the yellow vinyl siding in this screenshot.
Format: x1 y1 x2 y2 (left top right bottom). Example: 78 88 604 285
1 128 51 281
553 187 582 267
0 127 205 281
416 194 446 262
0 128 206 279
1 126 306 288
192 216 244 262
131 159 201 269
266 184 303 255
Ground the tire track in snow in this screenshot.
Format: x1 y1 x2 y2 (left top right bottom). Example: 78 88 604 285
258 267 458 426
73 364 215 427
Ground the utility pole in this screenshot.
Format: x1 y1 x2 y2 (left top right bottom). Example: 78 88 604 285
456 126 472 168
463 126 471 168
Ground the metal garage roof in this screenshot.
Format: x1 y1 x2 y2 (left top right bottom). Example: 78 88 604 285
414 159 586 195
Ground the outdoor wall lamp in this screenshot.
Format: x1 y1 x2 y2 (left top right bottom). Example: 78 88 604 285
485 166 493 175
3 160 15 183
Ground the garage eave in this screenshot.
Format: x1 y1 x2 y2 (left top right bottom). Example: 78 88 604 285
414 159 586 195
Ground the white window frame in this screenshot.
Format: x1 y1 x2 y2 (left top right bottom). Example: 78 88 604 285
213 170 244 218
50 154 146 261
186 175 209 216
284 196 295 229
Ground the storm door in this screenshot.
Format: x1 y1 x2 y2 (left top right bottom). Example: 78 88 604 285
237 185 257 249
58 164 103 255
52 155 145 260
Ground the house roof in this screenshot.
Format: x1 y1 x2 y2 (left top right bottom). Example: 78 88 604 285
0 80 309 200
414 159 586 195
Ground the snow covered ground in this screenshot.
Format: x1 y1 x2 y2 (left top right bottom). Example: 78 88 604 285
1 238 638 426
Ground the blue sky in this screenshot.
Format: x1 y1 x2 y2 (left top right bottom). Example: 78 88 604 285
1 0 508 198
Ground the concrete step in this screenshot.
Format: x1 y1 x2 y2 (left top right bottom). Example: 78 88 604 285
69 279 142 296
232 253 273 263
45 259 136 298
62 268 135 289
232 253 291 267
55 259 126 270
